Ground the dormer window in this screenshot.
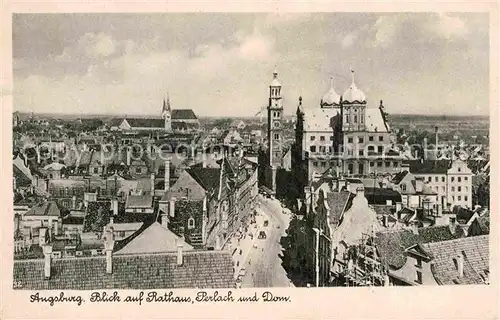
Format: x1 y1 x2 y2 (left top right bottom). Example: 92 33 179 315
188 217 195 229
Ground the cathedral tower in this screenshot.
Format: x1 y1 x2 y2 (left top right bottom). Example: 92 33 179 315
162 93 173 133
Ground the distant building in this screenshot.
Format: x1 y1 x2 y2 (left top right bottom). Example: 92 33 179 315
405 159 473 209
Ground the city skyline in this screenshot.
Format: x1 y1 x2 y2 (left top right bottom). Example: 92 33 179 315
13 13 490 117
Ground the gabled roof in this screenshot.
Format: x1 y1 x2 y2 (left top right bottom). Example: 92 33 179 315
115 222 193 255
422 235 489 285
186 167 221 192
13 250 234 290
326 191 353 227
172 109 198 120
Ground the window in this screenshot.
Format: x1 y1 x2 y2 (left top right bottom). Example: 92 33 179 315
402 184 407 191
274 133 279 140
379 136 384 142
458 167 461 172
368 146 375 152
465 196 468 201
385 161 390 167
370 162 375 167
359 150 364 156
311 136 316 141
442 177 445 182
458 186 461 192
354 115 358 123
135 168 142 174
452 186 455 192
464 177 468 181
369 136 374 141
452 196 455 201
348 163 354 174
322 162 327 167
416 258 422 269
435 177 438 182
451 177 455 182
442 186 446 192
458 196 461 201
277 112 280 118
348 137 353 143
465 186 468 192
319 146 326 153
377 162 382 167
358 137 364 143
377 146 383 153
330 136 334 141
310 146 316 152
328 146 332 153
188 217 195 229
428 177 432 182
320 136 325 141
416 271 422 284
393 161 399 167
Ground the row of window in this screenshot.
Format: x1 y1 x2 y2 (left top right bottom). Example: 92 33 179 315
425 176 468 183
347 136 384 143
345 114 364 124
272 111 281 118
311 160 400 168
451 186 469 192
310 145 386 155
451 195 469 202
311 135 334 141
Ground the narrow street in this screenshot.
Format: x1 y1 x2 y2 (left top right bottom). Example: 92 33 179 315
241 195 294 288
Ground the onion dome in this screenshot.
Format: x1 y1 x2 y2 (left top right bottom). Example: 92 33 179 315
342 70 366 104
321 77 341 107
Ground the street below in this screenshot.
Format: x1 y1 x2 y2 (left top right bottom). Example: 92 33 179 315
241 195 294 288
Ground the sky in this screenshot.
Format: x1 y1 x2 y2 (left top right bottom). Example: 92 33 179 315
13 13 490 117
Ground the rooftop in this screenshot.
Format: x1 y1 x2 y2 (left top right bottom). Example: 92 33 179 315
13 250 234 290
422 235 489 285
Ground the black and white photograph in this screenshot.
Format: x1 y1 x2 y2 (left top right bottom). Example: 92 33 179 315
10 11 492 293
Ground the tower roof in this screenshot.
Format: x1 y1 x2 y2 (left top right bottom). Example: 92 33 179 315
270 69 281 87
162 93 171 113
321 77 341 107
342 70 366 104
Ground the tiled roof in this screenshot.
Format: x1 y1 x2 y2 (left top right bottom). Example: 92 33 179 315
172 109 198 120
365 108 389 133
453 206 475 224
375 225 462 270
303 106 339 132
326 191 352 226
186 167 221 192
371 204 394 216
125 195 153 208
172 122 199 130
115 222 193 255
13 250 235 290
125 118 165 128
364 187 402 204
391 170 409 184
24 201 60 217
422 235 489 285
404 160 450 174
14 165 32 188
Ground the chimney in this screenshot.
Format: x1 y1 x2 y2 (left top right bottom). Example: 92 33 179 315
356 187 365 198
410 223 419 235
395 202 403 213
169 199 176 217
449 217 457 235
176 239 184 266
43 244 53 279
383 215 389 228
45 179 49 192
104 228 115 274
437 203 443 217
72 195 77 209
435 126 439 153
53 220 59 236
150 173 155 196
164 159 171 191
202 152 207 168
161 213 169 229
109 216 114 225
126 147 132 166
112 199 118 216
415 178 424 193
39 227 47 246
456 252 464 278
